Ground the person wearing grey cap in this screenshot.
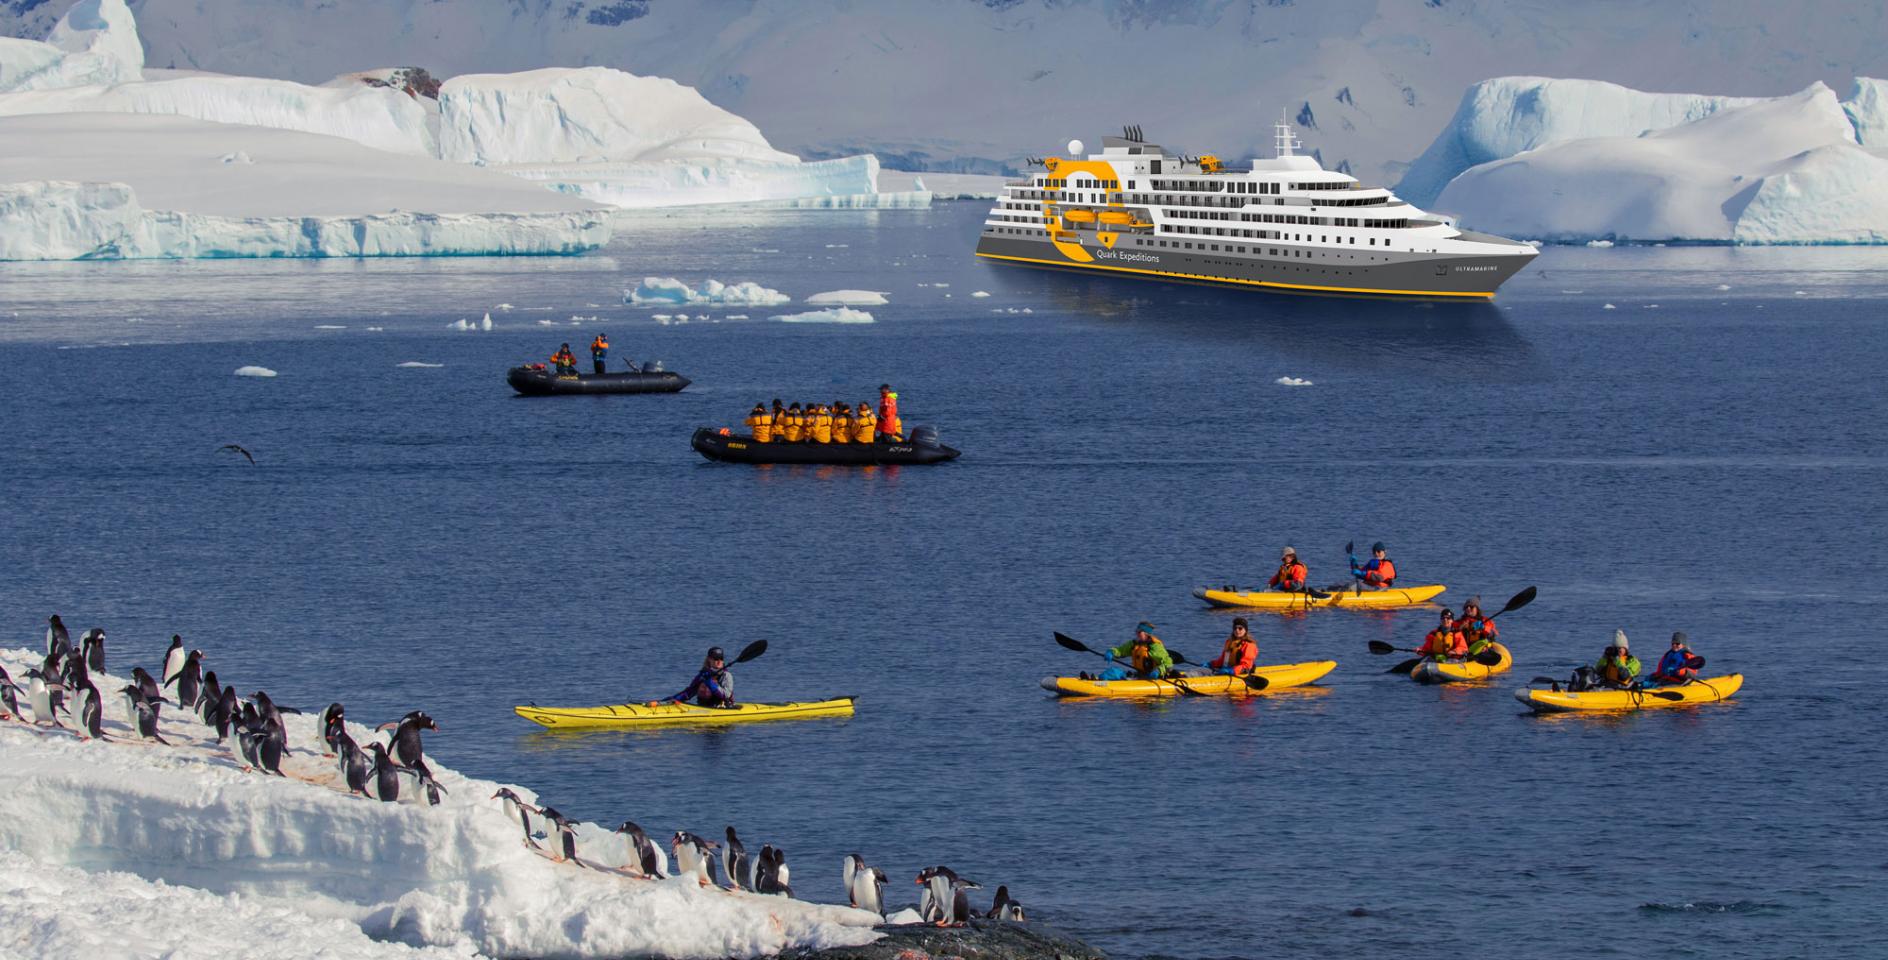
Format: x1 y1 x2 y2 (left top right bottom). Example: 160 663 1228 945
1268 547 1308 592
1651 632 1707 685
1595 630 1642 688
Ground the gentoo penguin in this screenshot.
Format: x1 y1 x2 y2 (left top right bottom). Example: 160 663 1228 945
26 669 62 727
75 680 105 741
756 846 792 896
492 789 541 849
843 854 864 906
670 832 718 886
46 615 70 659
251 691 293 754
161 636 186 691
197 672 222 724
338 731 370 795
986 884 1026 921
318 703 346 754
240 722 285 775
917 866 979 926
209 686 239 742
0 666 21 720
61 647 89 697
536 806 579 863
38 654 68 719
615 821 664 878
81 628 105 673
405 756 447 806
365 742 402 802
723 826 752 891
170 650 205 710
126 686 169 744
130 667 162 703
377 710 438 767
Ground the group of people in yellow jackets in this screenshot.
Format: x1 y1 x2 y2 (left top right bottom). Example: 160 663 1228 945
745 385 903 444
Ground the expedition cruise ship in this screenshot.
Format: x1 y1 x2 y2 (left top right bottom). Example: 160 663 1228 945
974 121 1537 298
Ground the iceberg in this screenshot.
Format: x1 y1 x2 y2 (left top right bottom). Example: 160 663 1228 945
805 290 889 306
0 0 140 93
1431 82 1888 244
626 277 790 306
771 307 875 324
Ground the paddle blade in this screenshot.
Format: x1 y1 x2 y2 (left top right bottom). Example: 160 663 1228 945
1387 658 1421 676
1530 676 1561 685
1305 587 1332 600
1367 640 1399 655
1646 690 1687 701
733 639 768 664
1473 648 1505 667
1168 650 1192 666
1242 674 1270 691
1053 632 1093 655
1496 586 1538 617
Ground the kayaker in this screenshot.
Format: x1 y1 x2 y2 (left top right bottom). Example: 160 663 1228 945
1595 631 1642 687
1458 596 1500 658
658 647 735 708
590 333 610 374
1269 547 1308 592
1650 632 1706 685
550 343 577 375
782 403 805 442
876 384 903 441
810 403 834 443
832 402 852 444
1208 618 1258 675
1093 623 1174 681
1348 542 1397 589
853 402 877 443
1417 609 1467 661
747 404 775 443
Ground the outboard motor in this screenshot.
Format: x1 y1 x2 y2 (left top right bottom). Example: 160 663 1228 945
641 360 664 373
910 425 940 448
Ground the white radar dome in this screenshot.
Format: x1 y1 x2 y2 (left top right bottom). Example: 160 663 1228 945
1067 139 1084 156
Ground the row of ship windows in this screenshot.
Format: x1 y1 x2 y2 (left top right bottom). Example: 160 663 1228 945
1005 190 1391 211
984 225 1406 253
989 215 1406 245
1037 177 1123 190
1167 209 1409 229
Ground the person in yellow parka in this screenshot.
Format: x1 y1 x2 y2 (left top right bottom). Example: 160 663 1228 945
810 403 833 443
852 402 876 443
746 403 774 443
782 403 805 442
831 402 852 444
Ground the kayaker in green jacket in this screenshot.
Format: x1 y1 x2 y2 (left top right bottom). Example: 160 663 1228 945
1092 622 1173 681
1594 631 1642 688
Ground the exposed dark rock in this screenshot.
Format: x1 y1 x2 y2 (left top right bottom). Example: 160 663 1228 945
360 67 441 101
781 919 1107 960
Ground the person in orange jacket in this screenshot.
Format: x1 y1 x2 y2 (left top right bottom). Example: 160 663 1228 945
852 402 877 443
746 403 774 443
1269 547 1308 592
1209 618 1258 675
1417 609 1468 661
831 402 852 444
809 403 834 443
590 333 610 374
875 384 902 441
781 403 805 442
1458 596 1500 658
550 343 577 375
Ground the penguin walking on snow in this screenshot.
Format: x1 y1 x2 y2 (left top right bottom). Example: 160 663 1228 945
123 685 170 744
130 667 162 703
168 649 205 710
81 628 105 673
338 731 370 795
75 680 105 741
197 672 222 724
365 742 403 801
208 686 239 742
492 789 542 849
723 826 753 891
239 720 285 775
536 806 579 863
26 670 63 728
615 821 666 878
161 636 186 692
0 666 22 720
38 654 68 719
377 710 438 767
318 703 346 755
670 832 718 886
46 615 70 660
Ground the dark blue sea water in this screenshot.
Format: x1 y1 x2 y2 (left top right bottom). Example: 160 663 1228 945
3 203 1886 959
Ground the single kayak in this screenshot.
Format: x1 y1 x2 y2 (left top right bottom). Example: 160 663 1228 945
515 696 855 729
1411 643 1513 684
1193 584 1446 610
691 426 961 466
507 366 691 396
1040 660 1337 697
1514 675 1744 713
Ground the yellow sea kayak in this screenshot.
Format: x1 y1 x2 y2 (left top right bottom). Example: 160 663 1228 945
514 697 855 729
1193 584 1446 610
1040 660 1337 698
1514 675 1743 713
1411 643 1513 684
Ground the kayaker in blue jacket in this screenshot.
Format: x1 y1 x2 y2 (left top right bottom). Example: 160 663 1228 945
1650 633 1706 685
1347 542 1397 590
659 647 735 707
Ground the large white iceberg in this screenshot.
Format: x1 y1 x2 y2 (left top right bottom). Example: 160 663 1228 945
626 277 790 306
1430 82 1888 244
0 0 140 92
0 646 882 958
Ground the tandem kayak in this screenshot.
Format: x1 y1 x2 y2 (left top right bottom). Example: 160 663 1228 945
514 696 855 729
1411 643 1513 684
1193 584 1446 610
1514 675 1743 713
1040 660 1337 697
691 426 961 466
507 366 691 396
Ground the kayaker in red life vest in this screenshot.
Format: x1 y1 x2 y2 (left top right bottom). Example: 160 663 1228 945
654 647 735 708
1417 609 1468 661
1650 632 1706 685
1458 596 1500 658
875 384 903 441
1269 547 1308 592
1209 618 1258 675
1349 542 1397 589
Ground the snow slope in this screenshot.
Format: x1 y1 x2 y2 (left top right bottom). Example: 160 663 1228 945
1432 83 1888 244
0 646 883 958
0 0 139 92
9 0 1888 185
0 114 610 259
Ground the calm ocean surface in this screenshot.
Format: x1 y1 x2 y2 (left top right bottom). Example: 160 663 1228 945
3 203 1885 959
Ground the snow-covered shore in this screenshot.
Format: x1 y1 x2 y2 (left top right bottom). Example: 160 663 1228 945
0 646 882 959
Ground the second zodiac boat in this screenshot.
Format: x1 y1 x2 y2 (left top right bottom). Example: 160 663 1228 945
691 425 961 465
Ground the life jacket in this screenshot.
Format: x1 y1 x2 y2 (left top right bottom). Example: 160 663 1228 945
1271 561 1307 589
748 411 774 443
1365 558 1396 586
831 410 851 443
1215 637 1257 673
811 408 833 443
878 392 899 427
591 336 608 356
551 349 575 366
853 410 876 443
783 412 804 442
1422 628 1466 660
1459 614 1497 642
1653 649 1702 682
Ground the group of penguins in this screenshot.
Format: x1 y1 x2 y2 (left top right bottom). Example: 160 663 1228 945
2 615 443 805
490 787 1026 923
6 615 1026 924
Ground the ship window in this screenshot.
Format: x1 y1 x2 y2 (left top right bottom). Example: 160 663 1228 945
1369 238 1375 245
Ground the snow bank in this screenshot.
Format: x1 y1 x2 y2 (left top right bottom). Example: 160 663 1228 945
0 647 882 959
805 290 888 306
771 308 874 324
1433 83 1888 244
234 365 277 377
0 0 141 92
627 277 789 306
509 155 883 210
1399 77 1762 207
44 0 143 73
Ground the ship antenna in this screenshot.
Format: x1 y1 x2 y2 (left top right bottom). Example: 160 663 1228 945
1274 109 1300 159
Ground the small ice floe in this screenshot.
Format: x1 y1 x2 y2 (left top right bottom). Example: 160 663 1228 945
1022 307 1033 313
652 314 673 320
1586 239 1614 248
824 243 850 248
234 366 277 378
805 290 889 306
971 291 992 298
1715 284 1732 291
932 282 950 288
1644 304 1659 309
943 293 952 298
751 248 780 253
917 283 930 287
1275 376 1314 387
364 326 384 331
1603 303 1617 310
1794 290 1807 296
448 318 474 331
771 307 875 324
1559 289 1584 294
884 908 924 925
725 314 749 320
626 277 789 306
125 317 145 323
219 151 253 165
396 362 443 368
537 319 555 326
494 303 515 311
314 324 346 330
568 314 604 323
482 312 493 330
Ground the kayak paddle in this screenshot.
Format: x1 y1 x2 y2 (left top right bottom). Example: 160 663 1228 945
1366 640 1425 675
731 639 768 665
1052 633 1212 697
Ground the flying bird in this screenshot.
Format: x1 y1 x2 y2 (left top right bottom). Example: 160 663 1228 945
218 444 256 465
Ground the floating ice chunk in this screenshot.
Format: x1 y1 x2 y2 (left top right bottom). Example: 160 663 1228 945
234 365 276 377
495 303 514 310
1586 239 1614 248
751 248 780 253
364 326 383 331
1022 307 1033 313
626 277 790 306
932 282 950 287
537 319 555 325
1603 303 1617 309
805 290 889 306
396 361 443 368
1715 284 1732 290
449 319 470 330
651 314 673 320
1275 376 1314 387
971 290 991 298
724 314 748 320
824 243 849 248
481 312 492 330
771 307 874 324
1794 290 1808 295
313 324 345 329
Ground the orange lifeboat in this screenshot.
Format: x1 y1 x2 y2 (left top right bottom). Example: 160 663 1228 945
1063 209 1098 223
1098 211 1133 225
